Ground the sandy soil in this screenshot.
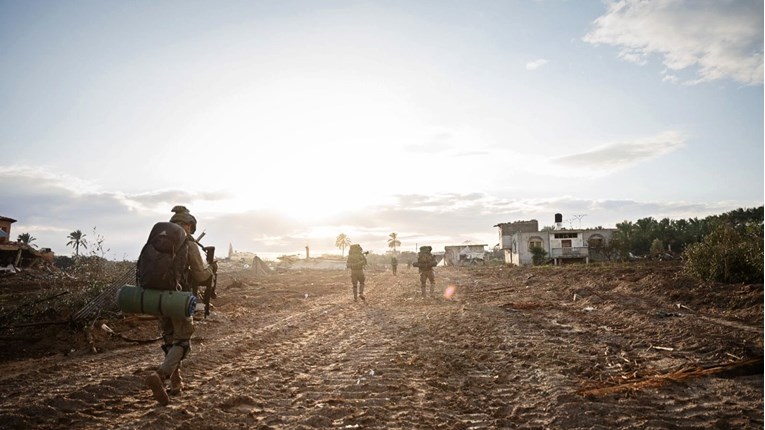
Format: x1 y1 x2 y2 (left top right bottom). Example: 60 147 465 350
0 261 762 429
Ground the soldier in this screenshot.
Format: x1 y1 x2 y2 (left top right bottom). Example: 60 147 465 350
414 245 437 298
145 206 216 406
391 255 398 275
346 244 367 301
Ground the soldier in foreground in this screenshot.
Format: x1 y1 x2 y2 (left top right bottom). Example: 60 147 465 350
346 244 368 301
414 245 438 298
141 206 216 405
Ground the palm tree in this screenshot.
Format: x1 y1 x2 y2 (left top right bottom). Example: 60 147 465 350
66 230 88 257
336 233 351 256
387 232 401 253
17 233 37 247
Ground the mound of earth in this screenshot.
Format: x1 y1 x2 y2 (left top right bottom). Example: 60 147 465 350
0 261 761 429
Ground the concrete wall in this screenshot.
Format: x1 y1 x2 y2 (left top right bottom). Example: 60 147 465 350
503 232 549 266
500 226 616 266
0 218 15 244
444 244 487 266
496 220 539 249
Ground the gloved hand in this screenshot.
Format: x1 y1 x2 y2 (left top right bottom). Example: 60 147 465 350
210 260 218 273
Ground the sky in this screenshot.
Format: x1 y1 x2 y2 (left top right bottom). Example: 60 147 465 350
1 0 763 260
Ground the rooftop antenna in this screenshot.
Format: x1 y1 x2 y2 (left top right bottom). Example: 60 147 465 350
568 214 587 229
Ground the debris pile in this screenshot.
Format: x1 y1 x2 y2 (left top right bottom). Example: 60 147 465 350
0 243 55 274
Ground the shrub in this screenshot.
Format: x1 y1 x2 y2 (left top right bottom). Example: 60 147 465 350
683 223 763 283
54 256 75 270
530 246 548 266
649 238 665 257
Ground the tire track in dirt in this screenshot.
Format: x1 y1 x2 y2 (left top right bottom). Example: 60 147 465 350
124 270 575 429
0 266 761 429
0 335 163 429
464 267 763 429
0 281 348 429
140 268 761 429
178 275 425 429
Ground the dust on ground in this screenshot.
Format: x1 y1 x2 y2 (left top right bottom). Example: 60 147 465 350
0 261 762 429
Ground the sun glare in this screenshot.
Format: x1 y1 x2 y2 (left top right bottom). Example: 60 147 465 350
170 72 439 224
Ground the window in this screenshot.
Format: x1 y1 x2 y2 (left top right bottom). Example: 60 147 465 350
528 237 543 251
588 235 604 248
553 232 578 239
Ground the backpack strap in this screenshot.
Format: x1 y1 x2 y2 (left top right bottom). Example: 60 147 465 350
169 235 189 291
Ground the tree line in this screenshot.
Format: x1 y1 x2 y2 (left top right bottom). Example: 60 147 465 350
611 207 763 256
606 207 761 256
608 206 763 283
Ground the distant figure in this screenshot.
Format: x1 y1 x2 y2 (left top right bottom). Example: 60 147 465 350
413 245 437 298
391 255 398 275
346 244 368 302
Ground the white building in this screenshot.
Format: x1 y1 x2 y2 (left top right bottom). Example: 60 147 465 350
443 244 488 266
495 218 616 266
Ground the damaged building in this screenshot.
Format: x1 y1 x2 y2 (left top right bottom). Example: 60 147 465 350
495 214 616 266
0 215 55 271
443 244 488 266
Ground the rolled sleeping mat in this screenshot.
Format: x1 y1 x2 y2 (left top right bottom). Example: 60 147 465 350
116 284 197 319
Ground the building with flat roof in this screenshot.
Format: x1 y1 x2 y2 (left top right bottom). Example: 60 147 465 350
495 216 616 266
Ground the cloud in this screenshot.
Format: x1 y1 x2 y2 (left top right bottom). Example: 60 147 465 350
584 0 764 85
550 130 686 176
526 59 549 70
122 190 233 212
0 166 227 259
2 166 756 260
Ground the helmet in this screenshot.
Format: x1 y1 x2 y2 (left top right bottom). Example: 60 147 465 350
170 205 197 234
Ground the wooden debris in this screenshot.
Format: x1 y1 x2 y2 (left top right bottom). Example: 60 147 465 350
650 345 675 351
579 356 764 396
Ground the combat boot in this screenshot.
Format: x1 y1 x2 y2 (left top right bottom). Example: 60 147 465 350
145 371 170 406
168 368 183 395
421 286 427 298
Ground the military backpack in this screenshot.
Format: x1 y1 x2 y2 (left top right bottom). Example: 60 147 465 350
414 247 435 269
346 245 366 270
137 222 189 291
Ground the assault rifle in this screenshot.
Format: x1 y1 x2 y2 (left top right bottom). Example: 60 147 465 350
412 260 437 268
202 245 216 318
195 232 217 318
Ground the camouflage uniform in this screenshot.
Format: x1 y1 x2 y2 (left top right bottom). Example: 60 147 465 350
391 256 398 275
346 244 367 301
415 246 437 297
146 207 214 405
156 233 212 383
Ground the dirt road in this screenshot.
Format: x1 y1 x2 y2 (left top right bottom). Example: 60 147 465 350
0 262 762 429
